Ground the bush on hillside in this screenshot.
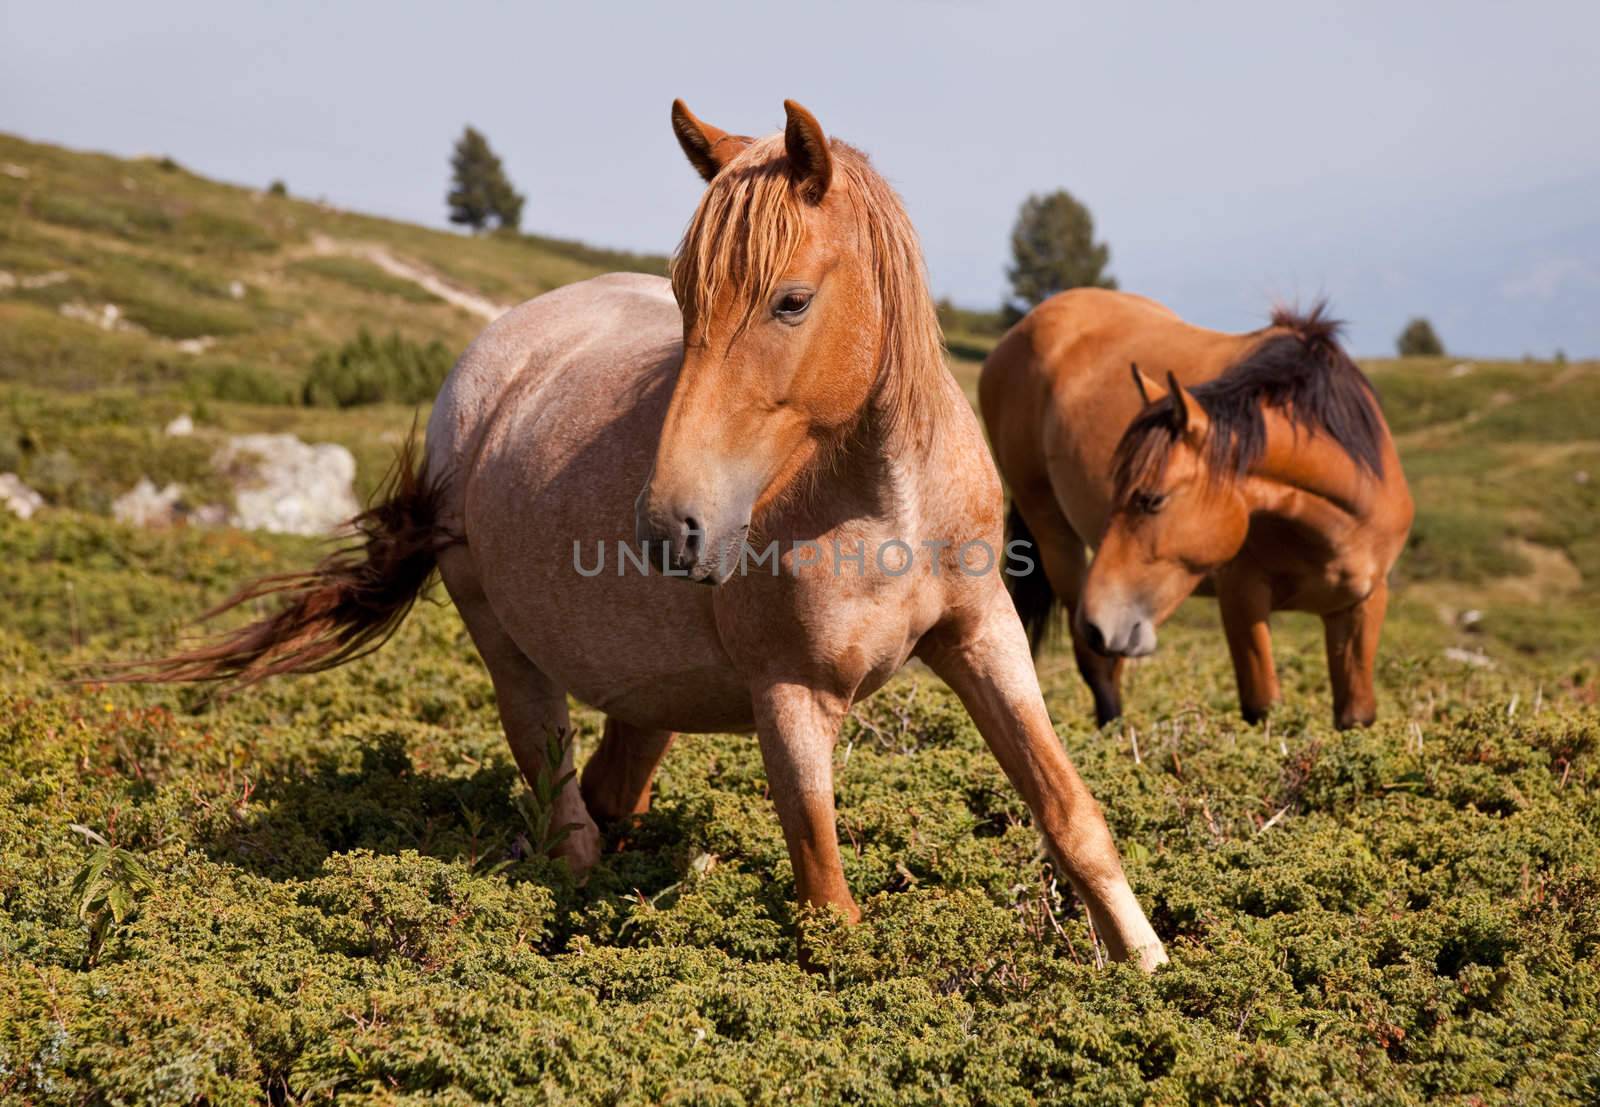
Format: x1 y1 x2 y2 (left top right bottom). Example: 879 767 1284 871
936 298 1008 337
201 363 298 406
302 328 455 408
1397 316 1445 357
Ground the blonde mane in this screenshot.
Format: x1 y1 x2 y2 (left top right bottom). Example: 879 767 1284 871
670 133 945 437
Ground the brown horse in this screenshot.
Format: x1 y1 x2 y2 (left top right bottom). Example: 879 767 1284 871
981 289 1413 730
127 103 1165 969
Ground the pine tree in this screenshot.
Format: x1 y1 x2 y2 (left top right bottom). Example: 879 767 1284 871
1005 190 1116 318
447 126 525 232
1396 317 1444 357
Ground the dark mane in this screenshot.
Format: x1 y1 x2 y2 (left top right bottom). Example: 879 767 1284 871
1112 302 1385 498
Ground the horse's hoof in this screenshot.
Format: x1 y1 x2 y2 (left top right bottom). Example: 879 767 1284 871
1134 939 1170 973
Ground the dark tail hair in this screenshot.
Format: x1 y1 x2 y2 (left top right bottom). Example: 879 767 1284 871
104 432 449 690
1005 501 1057 656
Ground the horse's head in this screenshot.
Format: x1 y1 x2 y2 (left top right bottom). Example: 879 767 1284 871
1079 367 1250 657
637 99 934 584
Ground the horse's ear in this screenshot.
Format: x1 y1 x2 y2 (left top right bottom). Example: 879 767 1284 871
783 100 833 204
1130 363 1165 407
670 99 749 182
1165 371 1209 443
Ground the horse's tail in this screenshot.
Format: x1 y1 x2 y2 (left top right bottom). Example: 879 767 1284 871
106 432 449 690
1005 501 1057 656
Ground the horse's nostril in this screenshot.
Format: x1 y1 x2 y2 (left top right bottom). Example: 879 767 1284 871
681 517 704 560
1082 620 1108 656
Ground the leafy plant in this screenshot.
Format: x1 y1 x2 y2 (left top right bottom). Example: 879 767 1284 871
514 727 583 857
67 825 157 966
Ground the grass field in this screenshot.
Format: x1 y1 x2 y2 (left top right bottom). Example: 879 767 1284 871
2 134 1598 1104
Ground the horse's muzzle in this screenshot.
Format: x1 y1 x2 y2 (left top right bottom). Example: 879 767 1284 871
1079 609 1158 658
634 500 745 586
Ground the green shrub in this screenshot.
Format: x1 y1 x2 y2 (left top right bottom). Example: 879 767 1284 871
198 363 298 406
302 327 455 408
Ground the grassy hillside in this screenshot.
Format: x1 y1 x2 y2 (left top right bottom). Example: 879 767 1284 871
0 132 667 508
1 135 1598 1104
0 132 663 389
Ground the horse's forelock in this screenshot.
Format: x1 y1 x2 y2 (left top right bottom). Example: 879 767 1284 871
669 134 943 436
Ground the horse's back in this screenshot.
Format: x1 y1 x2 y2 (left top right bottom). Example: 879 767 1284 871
426 273 678 511
980 289 1250 541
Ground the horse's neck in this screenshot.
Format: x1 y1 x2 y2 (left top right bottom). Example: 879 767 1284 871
806 359 964 530
1242 408 1377 531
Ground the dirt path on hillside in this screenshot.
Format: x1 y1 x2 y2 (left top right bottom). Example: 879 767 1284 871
1395 360 1593 449
303 234 510 321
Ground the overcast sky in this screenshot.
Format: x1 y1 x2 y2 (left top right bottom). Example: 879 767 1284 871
4 1 1597 356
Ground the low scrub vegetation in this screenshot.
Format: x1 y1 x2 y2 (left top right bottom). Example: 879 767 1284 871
301 328 455 408
0 507 1596 1102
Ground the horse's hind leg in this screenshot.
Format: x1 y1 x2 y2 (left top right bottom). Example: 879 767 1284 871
1323 580 1388 729
437 548 602 872
1014 487 1125 725
581 718 675 820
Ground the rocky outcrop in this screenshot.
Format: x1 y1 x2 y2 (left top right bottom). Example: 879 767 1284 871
1 473 45 519
214 433 360 535
111 478 186 527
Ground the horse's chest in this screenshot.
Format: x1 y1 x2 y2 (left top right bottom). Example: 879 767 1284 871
713 522 946 691
1242 517 1380 612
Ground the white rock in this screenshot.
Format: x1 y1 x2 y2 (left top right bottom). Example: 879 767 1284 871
228 280 246 300
59 302 129 332
216 433 360 535
0 473 45 519
1443 646 1496 670
190 503 230 527
112 478 186 527
174 336 215 355
164 413 195 437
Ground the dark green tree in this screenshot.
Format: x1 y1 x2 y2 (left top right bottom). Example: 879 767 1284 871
1005 189 1116 318
1396 317 1444 357
447 126 525 232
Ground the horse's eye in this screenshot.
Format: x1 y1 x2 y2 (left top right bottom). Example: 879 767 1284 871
1132 491 1168 515
774 290 813 319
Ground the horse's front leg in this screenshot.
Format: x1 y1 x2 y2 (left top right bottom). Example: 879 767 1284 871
751 681 860 924
919 592 1167 970
1216 566 1280 724
1323 580 1388 729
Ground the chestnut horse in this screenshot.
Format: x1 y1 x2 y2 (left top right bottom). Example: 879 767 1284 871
129 103 1165 968
981 289 1412 730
